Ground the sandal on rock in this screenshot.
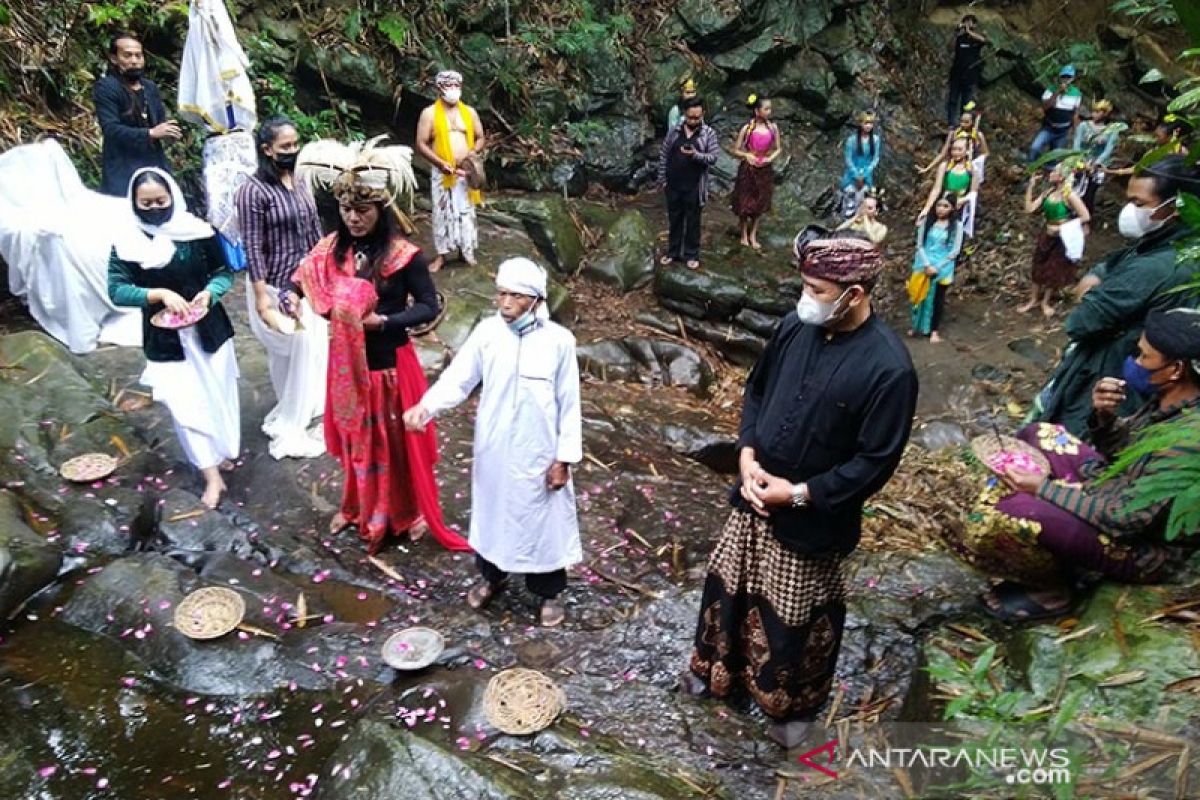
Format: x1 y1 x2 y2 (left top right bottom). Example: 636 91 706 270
539 598 566 628
659 255 675 267
686 260 700 271
467 580 504 611
979 581 1071 623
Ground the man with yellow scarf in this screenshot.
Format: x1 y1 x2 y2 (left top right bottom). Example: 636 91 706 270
416 70 485 272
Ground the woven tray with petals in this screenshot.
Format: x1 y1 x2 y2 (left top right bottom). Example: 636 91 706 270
483 668 567 735
59 452 119 483
970 434 1051 477
173 586 245 640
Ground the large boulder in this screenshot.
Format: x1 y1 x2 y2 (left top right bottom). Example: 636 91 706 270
580 210 655 291
0 491 60 619
577 337 714 397
483 197 585 275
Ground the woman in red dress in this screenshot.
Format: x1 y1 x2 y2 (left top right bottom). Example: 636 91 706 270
284 153 468 554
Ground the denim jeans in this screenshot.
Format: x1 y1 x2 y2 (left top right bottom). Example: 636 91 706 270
1029 127 1071 163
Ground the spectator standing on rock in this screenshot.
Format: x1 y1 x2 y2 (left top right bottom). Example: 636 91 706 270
1020 165 1090 318
658 96 719 271
909 192 963 343
1029 65 1082 163
1035 155 1199 435
731 93 782 252
404 258 582 628
415 70 485 272
946 14 988 127
94 32 180 196
681 232 918 749
839 111 882 220
666 77 698 131
1073 99 1123 212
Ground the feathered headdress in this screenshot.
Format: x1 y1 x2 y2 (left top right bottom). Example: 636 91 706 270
295 134 417 208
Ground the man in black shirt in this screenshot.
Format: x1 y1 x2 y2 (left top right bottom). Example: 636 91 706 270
93 32 180 196
657 97 720 271
683 232 918 748
946 15 988 127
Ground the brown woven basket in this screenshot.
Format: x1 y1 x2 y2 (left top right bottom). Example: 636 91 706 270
483 668 566 735
970 434 1051 477
60 452 119 483
173 586 246 640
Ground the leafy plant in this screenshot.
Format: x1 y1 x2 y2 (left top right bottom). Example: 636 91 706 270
1111 0 1180 27
1032 42 1104 90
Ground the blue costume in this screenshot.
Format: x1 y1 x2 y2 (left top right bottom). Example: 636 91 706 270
841 132 881 190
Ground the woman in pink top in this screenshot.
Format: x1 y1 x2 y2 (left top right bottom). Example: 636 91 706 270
731 94 782 251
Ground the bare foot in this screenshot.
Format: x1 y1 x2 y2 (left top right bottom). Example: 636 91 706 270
1016 301 1038 314
929 331 942 343
409 519 429 542
539 598 565 627
428 255 445 273
329 512 351 535
218 459 236 473
678 670 709 698
767 719 814 749
466 580 503 610
1041 304 1056 318
750 240 762 252
907 329 917 338
200 478 226 510
739 238 750 248
462 253 477 267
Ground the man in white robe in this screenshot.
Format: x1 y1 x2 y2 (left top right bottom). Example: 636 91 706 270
404 258 582 626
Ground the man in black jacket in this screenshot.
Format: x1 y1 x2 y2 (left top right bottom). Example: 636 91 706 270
946 14 987 127
93 32 180 196
657 97 720 271
683 232 918 748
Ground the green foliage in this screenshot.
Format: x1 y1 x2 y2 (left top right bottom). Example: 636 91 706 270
244 33 360 142
1099 410 1200 540
0 3 11 26
1111 0 1180 26
375 13 408 51
1032 42 1103 90
84 0 187 31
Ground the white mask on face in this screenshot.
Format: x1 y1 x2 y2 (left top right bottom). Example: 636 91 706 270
441 87 462 104
1118 197 1174 239
796 288 851 327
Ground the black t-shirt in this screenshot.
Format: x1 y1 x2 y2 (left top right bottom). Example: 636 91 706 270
950 31 985 78
667 129 704 192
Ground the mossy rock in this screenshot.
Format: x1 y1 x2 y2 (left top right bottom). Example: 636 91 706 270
483 197 585 275
581 210 655 292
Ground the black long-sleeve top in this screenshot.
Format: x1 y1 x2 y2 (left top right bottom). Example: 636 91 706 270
735 313 919 556
92 74 171 196
290 245 438 371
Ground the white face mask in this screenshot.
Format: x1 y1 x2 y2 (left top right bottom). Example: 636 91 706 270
796 288 851 327
1118 198 1173 239
441 87 462 104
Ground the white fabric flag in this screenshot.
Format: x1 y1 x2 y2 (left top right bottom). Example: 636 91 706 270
178 0 256 133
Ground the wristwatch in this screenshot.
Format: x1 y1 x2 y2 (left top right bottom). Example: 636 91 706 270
790 483 809 508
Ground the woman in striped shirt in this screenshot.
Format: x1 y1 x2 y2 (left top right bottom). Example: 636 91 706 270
235 116 329 459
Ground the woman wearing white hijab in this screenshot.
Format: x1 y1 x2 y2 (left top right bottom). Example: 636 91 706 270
108 167 241 508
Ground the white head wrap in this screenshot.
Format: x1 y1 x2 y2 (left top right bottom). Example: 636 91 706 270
435 70 463 87
496 257 551 320
113 167 215 269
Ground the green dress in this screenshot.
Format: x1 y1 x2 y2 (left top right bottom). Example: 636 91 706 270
943 162 972 195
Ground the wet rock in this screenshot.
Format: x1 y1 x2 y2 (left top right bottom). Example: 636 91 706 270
712 29 778 72
577 337 713 397
1007 336 1054 367
581 211 655 292
971 363 1013 383
912 420 970 452
733 308 781 339
841 550 988 716
653 250 800 323
59 554 379 695
577 116 653 190
676 318 764 368
0 491 60 619
485 197 585 275
155 489 266 567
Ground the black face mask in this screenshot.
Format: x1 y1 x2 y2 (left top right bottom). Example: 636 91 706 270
121 67 144 81
272 152 298 171
136 206 172 227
